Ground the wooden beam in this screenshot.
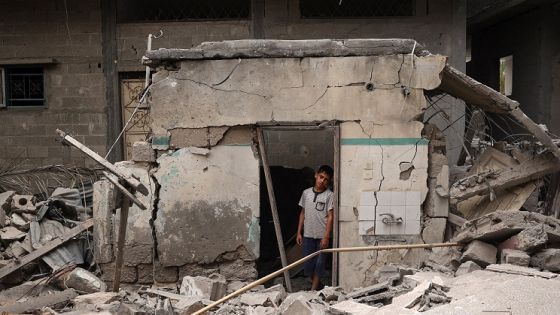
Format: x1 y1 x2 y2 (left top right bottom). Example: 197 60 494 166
0 219 93 280
112 194 131 292
256 127 292 293
56 129 148 196
450 153 560 203
102 171 147 210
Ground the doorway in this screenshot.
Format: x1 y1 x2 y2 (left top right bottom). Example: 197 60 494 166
257 126 339 290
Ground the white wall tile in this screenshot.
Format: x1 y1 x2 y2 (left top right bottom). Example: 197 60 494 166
358 220 375 235
406 191 421 206
358 205 376 221
405 220 421 235
376 191 391 206
359 191 376 206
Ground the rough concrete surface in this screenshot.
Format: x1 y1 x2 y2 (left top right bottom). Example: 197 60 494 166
461 240 497 267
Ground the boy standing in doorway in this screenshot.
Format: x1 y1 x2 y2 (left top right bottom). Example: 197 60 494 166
296 165 334 290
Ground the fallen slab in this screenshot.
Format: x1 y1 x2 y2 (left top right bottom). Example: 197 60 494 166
453 211 560 244
485 264 557 279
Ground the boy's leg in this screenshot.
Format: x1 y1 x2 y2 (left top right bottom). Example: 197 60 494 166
311 251 326 290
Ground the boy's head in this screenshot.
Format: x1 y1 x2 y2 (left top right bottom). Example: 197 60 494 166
314 165 334 191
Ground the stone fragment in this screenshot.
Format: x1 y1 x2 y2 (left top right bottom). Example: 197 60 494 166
172 297 206 314
329 300 378 314
132 141 156 162
227 280 248 294
73 292 120 308
531 249 560 272
500 249 530 267
461 240 497 267
427 247 462 271
0 226 26 241
55 267 107 293
11 194 36 212
422 217 447 243
317 286 346 303
179 273 227 301
455 261 482 276
247 306 277 315
10 213 29 230
499 225 548 253
280 296 325 315
0 191 15 227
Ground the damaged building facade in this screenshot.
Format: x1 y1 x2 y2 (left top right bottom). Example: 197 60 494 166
93 39 457 290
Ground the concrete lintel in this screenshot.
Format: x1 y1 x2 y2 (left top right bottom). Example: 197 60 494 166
143 39 426 65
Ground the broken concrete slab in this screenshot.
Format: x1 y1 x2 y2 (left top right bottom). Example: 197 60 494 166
132 141 156 162
0 225 27 241
329 300 378 314
427 247 462 271
500 249 530 267
422 218 447 244
455 261 482 276
461 240 497 267
499 225 548 253
179 273 227 301
453 211 560 244
347 281 389 299
0 289 77 313
11 194 36 213
485 264 558 279
73 292 120 308
530 249 560 272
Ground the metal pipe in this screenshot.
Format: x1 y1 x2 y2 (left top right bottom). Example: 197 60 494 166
191 242 463 315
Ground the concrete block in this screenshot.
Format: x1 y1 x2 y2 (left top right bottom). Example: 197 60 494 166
329 300 378 314
499 225 548 253
180 273 227 301
131 141 156 162
11 194 36 212
531 249 560 272
461 240 497 267
153 263 178 283
179 263 220 279
172 296 205 314
73 292 120 308
455 261 482 276
219 259 258 281
0 191 15 227
93 179 116 264
280 296 325 315
500 249 530 267
99 263 137 283
427 247 462 271
422 218 446 243
136 264 154 284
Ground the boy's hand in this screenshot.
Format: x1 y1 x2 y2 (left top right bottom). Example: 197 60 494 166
297 234 303 246
320 237 329 249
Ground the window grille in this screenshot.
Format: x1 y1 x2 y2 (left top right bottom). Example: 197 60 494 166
117 0 251 22
300 0 415 18
5 67 45 106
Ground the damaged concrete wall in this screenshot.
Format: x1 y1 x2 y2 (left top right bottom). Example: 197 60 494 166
139 52 447 289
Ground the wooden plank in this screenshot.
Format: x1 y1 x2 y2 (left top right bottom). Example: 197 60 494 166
332 125 340 286
56 129 148 196
256 127 292 293
0 220 93 280
451 153 560 203
112 195 131 292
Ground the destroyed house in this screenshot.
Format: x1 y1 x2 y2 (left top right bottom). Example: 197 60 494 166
91 39 560 291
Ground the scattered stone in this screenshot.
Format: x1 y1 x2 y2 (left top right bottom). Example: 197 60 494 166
172 297 206 314
179 273 227 301
499 225 548 253
530 249 560 272
55 267 107 293
455 261 483 276
132 141 156 162
461 240 497 267
500 249 530 267
329 300 378 314
280 296 326 315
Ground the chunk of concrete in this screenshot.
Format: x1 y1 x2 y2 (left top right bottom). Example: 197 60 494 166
239 292 276 307
73 292 120 308
281 296 325 315
329 300 378 314
93 179 116 264
0 226 26 241
531 249 560 272
11 194 36 212
179 273 227 301
461 240 497 267
500 249 530 267
455 261 483 276
132 141 156 162
499 225 548 253
55 267 107 293
172 297 206 314
427 247 462 271
422 218 447 244
10 213 29 231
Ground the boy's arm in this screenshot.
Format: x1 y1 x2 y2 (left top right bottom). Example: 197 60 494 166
296 207 305 245
320 209 334 249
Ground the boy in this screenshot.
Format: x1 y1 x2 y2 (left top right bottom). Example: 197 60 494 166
296 165 334 290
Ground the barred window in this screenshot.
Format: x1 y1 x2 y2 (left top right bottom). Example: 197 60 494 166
5 67 45 106
117 0 251 22
300 0 415 18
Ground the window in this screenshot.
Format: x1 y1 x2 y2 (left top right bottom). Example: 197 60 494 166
499 55 513 96
300 0 415 18
3 67 45 106
117 0 251 22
